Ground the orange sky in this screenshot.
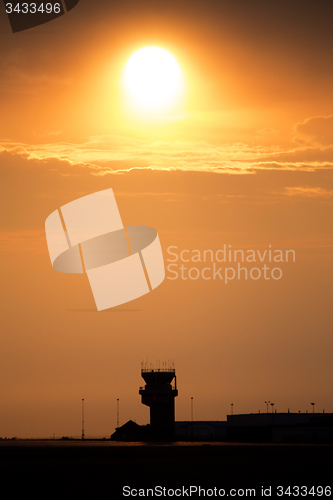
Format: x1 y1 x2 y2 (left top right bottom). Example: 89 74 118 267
0 0 332 438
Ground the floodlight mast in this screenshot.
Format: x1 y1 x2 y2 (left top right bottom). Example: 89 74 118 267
117 399 119 428
82 399 85 440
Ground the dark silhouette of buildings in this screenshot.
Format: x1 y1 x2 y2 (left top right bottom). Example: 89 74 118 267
175 421 227 440
111 367 178 441
227 412 333 444
139 368 178 440
111 366 333 443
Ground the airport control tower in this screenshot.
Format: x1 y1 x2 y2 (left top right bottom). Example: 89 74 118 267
139 365 178 440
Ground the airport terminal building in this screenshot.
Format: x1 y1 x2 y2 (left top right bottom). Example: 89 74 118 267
111 367 333 443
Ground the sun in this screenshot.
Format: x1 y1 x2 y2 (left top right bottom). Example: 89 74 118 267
124 46 184 112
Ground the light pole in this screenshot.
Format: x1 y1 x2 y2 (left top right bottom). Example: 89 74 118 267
190 397 194 440
270 403 275 414
265 401 270 413
117 399 119 428
231 403 233 416
82 399 85 440
311 402 315 414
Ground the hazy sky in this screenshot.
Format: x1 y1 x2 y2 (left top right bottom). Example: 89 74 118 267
0 0 332 438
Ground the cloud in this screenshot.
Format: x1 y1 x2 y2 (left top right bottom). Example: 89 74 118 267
1 136 333 235
284 187 333 198
1 142 333 261
293 115 333 146
0 46 72 96
256 128 280 137
0 230 45 253
3 135 333 175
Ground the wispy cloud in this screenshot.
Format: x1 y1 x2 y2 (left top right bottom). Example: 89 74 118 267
2 133 333 175
0 230 45 253
284 186 333 198
0 48 72 95
293 115 333 147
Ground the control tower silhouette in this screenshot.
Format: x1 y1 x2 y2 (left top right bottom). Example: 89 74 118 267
139 365 178 440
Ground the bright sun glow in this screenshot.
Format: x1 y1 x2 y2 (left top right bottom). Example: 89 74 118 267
124 46 183 112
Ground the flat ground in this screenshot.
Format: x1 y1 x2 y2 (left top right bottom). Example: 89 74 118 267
0 441 331 497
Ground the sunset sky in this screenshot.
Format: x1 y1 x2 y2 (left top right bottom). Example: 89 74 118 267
0 0 332 438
